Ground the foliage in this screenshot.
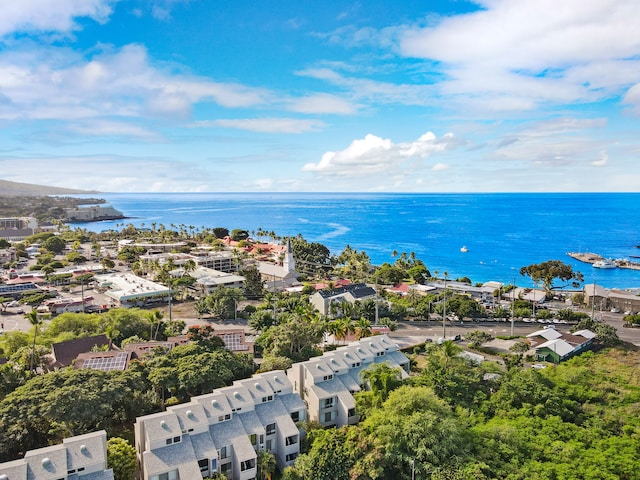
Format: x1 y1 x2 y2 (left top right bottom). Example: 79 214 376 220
289 234 332 276
145 342 253 403
42 235 66 254
374 263 406 286
0 369 154 461
230 229 249 241
240 266 265 298
466 330 493 348
572 317 620 346
107 437 137 480
256 313 324 362
519 260 584 291
205 287 244 319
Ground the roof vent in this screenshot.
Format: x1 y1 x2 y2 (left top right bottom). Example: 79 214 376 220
234 391 241 399
186 410 194 418
160 420 168 429
80 445 88 455
0 474 8 480
42 458 51 468
273 375 280 382
211 399 219 407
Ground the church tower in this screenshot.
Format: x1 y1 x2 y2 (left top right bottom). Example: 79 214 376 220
283 238 296 272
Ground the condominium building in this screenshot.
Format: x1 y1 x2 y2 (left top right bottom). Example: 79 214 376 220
0 336 408 480
0 430 114 480
135 370 306 480
288 335 410 428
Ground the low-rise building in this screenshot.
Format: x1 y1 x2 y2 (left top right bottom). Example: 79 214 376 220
527 327 595 363
94 273 171 307
310 283 377 316
0 430 114 480
135 370 305 480
288 335 410 428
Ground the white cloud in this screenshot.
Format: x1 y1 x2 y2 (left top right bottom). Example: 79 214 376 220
288 93 358 115
67 120 161 141
488 117 611 167
0 43 270 122
0 0 115 37
302 131 450 177
394 0 640 113
592 151 608 167
194 118 324 134
431 163 449 171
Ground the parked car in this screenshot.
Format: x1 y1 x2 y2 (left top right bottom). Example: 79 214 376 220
8 301 20 308
16 309 24 314
453 334 462 342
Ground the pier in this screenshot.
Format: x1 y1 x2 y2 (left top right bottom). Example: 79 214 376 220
567 252 640 271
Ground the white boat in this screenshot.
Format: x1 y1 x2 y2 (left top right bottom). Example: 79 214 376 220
460 246 468 253
593 259 617 269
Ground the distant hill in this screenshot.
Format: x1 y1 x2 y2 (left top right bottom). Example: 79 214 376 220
0 179 98 196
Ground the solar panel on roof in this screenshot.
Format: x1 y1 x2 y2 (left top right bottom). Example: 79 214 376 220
82 352 128 371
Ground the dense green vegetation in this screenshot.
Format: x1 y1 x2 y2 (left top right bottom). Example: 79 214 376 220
285 343 640 480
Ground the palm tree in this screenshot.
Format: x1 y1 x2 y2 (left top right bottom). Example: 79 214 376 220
359 363 403 406
354 317 372 339
26 309 42 374
147 310 164 340
437 340 463 370
257 451 276 480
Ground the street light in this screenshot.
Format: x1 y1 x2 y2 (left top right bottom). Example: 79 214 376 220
411 459 415 480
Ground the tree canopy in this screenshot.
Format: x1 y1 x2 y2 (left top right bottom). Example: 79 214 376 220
519 260 584 292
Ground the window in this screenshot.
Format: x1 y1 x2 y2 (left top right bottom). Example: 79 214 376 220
173 436 181 443
285 435 297 446
240 459 255 471
219 445 229 459
323 374 333 381
377 351 385 357
266 423 276 435
323 397 334 408
220 462 232 475
352 362 361 368
151 470 179 480
266 439 273 451
348 408 356 417
198 459 209 474
290 411 300 422
262 395 273 403
324 411 332 423
249 433 257 445
286 453 299 462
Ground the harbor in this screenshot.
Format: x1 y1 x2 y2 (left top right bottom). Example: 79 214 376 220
567 252 640 271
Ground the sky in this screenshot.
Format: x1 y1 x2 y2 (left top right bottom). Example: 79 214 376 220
1 0 640 193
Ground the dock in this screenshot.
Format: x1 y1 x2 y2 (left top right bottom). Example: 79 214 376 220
567 252 640 271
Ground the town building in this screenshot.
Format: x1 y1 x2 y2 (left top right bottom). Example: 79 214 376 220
257 239 299 290
134 370 306 480
0 430 114 480
309 283 377 316
0 217 38 241
287 335 410 428
527 327 595 363
94 273 171 307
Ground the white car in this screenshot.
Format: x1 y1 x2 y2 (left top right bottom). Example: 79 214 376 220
7 301 20 308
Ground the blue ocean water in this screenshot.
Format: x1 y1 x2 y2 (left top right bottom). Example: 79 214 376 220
72 192 640 290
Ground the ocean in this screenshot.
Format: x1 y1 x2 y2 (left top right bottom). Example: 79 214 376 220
71 192 640 290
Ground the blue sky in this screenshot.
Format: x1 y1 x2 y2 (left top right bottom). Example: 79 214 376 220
1 0 640 192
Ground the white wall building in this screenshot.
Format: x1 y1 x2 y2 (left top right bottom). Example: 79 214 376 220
287 335 410 428
0 430 114 480
135 370 306 480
